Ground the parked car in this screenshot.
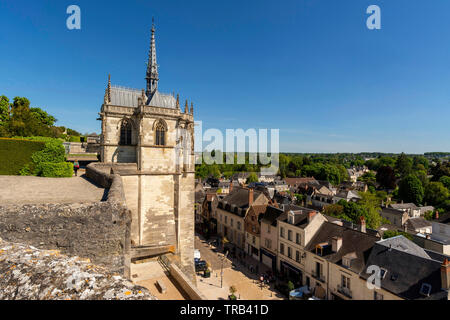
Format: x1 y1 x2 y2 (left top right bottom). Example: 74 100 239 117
195 260 207 273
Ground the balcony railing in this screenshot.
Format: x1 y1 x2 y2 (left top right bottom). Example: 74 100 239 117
337 284 352 299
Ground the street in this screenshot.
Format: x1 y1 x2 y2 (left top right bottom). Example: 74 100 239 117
194 234 284 300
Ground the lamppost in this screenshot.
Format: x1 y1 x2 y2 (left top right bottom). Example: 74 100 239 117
220 251 229 288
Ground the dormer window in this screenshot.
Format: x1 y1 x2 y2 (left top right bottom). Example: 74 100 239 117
288 212 294 224
342 257 351 268
420 283 432 296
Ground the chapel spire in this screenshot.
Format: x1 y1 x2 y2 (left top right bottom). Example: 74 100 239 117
146 17 158 97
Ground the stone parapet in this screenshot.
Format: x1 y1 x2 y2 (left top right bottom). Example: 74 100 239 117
0 239 155 300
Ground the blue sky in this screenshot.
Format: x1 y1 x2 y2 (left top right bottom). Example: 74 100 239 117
1 0 449 153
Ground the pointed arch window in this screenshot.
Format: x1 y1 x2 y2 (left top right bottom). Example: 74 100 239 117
120 119 132 145
155 122 166 146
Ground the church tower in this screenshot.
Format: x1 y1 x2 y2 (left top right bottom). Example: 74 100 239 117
99 22 195 272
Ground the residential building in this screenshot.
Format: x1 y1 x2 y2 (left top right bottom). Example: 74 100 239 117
405 217 432 234
277 208 327 287
260 206 284 271
360 236 450 300
217 187 269 251
379 207 410 228
390 203 421 218
245 204 268 260
303 218 379 300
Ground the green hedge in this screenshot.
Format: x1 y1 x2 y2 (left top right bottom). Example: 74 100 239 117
40 162 73 177
69 135 81 142
0 138 45 175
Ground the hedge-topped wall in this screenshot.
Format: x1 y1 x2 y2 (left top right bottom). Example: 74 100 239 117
0 138 45 175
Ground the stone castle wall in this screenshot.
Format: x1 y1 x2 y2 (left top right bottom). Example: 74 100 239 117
0 168 131 277
0 239 154 300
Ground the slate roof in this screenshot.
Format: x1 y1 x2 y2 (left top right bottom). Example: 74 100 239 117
260 206 284 227
277 206 318 227
377 236 431 259
109 85 177 109
284 177 317 186
436 212 450 224
391 203 419 210
147 90 177 108
247 205 269 223
304 222 379 274
218 187 266 217
406 218 432 231
361 237 446 300
380 207 407 218
110 86 141 107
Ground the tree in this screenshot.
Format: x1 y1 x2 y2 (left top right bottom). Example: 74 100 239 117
395 153 413 178
358 192 382 229
398 174 424 205
246 172 258 184
229 286 237 300
413 156 429 170
424 182 449 207
359 171 376 184
430 162 450 181
30 107 56 126
376 166 396 189
439 176 450 190
323 204 345 219
0 95 9 123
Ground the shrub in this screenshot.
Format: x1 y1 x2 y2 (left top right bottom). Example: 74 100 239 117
40 162 73 177
287 281 295 292
0 138 45 175
69 135 81 142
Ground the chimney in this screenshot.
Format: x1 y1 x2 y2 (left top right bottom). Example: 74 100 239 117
435 211 439 220
359 216 366 233
248 188 254 206
441 259 450 290
229 181 233 193
331 236 342 253
307 210 317 223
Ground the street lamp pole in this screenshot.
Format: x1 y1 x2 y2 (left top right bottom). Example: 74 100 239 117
221 251 228 288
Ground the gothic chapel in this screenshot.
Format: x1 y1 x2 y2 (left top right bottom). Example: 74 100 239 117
98 21 195 271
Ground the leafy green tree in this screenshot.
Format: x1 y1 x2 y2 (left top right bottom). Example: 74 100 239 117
398 174 424 205
415 170 429 189
30 107 56 126
439 176 450 190
424 182 449 207
376 165 396 189
413 156 429 170
358 192 382 229
395 153 413 178
246 172 258 184
424 210 434 221
323 203 345 218
430 162 450 181
0 95 10 122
